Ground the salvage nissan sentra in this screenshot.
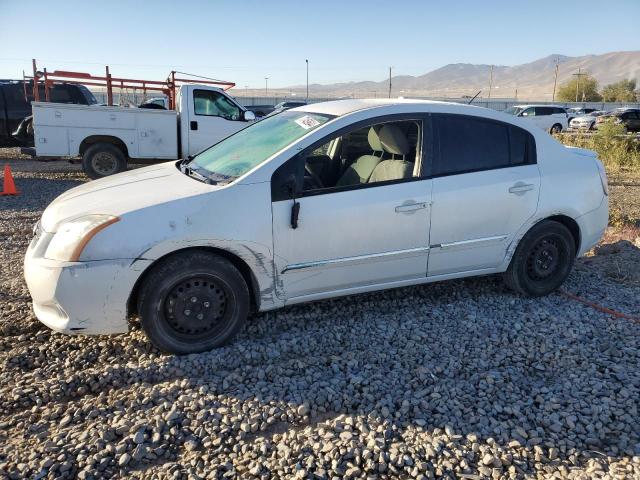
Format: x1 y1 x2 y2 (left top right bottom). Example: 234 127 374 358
24 99 609 354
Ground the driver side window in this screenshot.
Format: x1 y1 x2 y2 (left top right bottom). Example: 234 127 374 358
193 89 241 120
300 119 423 194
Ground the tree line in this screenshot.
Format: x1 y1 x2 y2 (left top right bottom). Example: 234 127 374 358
556 76 638 102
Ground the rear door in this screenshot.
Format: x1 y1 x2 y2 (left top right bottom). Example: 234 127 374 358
427 114 540 276
186 88 249 155
534 106 553 130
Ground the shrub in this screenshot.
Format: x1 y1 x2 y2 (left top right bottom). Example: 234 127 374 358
555 123 640 173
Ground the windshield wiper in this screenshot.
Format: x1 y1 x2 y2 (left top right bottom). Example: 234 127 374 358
180 161 217 185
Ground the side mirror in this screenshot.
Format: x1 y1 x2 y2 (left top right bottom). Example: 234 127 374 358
282 174 298 198
243 110 256 121
520 112 527 117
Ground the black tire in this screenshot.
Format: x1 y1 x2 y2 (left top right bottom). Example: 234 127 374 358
137 251 250 354
550 123 563 134
82 143 127 179
503 220 576 297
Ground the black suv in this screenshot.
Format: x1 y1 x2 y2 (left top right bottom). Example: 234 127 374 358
595 108 640 132
0 80 97 147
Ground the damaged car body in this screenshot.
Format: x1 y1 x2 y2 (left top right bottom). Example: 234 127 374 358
24 100 609 353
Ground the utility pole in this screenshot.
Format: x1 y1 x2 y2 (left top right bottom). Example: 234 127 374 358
264 76 269 97
552 58 559 102
388 67 392 98
305 59 309 101
572 68 587 102
487 65 494 100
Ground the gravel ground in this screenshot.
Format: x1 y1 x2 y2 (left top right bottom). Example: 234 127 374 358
1 150 640 479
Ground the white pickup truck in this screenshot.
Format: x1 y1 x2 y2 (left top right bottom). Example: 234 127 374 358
28 84 256 178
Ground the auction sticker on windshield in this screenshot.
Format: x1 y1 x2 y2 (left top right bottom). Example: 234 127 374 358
295 115 321 130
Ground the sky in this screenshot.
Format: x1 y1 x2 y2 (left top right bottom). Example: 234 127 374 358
1 0 639 90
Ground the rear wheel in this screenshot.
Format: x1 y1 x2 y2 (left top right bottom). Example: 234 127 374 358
137 251 250 354
550 123 563 134
82 143 127 179
503 220 576 297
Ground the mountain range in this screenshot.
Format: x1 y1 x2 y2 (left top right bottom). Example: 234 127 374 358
257 51 640 100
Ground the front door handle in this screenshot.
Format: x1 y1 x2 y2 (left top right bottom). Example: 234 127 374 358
509 182 535 195
190 120 198 131
395 202 429 213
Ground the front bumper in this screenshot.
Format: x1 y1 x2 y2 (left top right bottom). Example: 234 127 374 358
24 237 151 335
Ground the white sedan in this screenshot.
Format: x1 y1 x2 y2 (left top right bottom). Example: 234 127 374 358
25 99 609 353
569 111 607 131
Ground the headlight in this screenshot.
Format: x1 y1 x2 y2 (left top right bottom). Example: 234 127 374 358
45 214 119 261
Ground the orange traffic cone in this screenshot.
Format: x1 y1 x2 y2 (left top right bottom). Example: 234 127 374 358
1 164 18 196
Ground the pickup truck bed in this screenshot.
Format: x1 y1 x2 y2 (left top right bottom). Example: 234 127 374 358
32 102 178 160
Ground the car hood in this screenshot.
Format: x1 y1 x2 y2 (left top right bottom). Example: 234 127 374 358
572 115 594 121
41 161 216 232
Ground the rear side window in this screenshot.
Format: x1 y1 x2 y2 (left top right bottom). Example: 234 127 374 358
433 115 535 176
49 86 72 103
535 107 553 116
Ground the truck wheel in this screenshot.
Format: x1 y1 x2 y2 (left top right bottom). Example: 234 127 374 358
82 143 127 179
137 251 250 354
503 220 575 297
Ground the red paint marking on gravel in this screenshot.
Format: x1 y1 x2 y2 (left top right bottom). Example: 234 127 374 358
559 289 640 323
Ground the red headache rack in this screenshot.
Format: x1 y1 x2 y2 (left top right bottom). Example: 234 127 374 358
23 59 235 110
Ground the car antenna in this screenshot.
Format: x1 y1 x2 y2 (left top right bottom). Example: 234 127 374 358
467 91 481 104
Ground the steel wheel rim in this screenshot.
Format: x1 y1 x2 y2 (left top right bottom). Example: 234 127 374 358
526 237 561 281
91 152 118 176
163 275 229 338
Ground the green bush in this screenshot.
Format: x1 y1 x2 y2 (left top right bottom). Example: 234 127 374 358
555 123 640 173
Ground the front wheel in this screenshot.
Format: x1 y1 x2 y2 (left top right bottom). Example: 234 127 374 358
503 220 576 297
138 251 250 354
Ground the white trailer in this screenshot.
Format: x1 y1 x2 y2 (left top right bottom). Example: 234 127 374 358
29 84 256 178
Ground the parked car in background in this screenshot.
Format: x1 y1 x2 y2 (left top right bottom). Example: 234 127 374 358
24 99 609 353
595 108 640 132
569 110 607 131
274 100 308 111
245 104 276 117
503 104 568 133
0 80 97 147
139 97 169 109
265 100 309 118
566 107 598 123
25 84 256 178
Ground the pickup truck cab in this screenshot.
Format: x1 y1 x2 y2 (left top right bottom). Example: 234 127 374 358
29 84 255 178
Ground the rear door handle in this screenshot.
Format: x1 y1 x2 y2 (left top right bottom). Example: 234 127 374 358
395 202 429 213
509 183 535 195
190 121 198 131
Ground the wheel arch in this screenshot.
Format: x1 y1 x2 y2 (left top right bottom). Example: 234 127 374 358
127 246 261 319
79 135 129 158
545 214 581 253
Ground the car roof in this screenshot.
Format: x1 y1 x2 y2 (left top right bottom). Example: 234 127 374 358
295 98 490 117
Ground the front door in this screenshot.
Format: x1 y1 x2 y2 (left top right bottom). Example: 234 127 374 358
271 118 432 300
187 89 248 155
427 114 540 276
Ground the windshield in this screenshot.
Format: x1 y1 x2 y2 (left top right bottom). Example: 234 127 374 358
190 110 333 180
503 106 523 115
